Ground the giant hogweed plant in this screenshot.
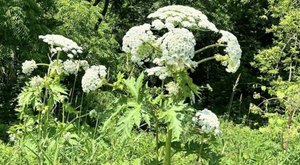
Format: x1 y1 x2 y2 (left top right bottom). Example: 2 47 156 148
9 5 242 164
99 5 242 164
8 34 101 164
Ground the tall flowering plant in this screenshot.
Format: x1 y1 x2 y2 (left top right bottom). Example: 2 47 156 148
10 5 242 164
102 5 242 164
10 34 108 143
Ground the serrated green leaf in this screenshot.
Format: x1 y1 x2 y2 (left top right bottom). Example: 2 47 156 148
159 104 186 141
50 84 67 94
123 73 145 101
124 77 138 100
116 106 142 138
18 89 34 106
142 113 151 128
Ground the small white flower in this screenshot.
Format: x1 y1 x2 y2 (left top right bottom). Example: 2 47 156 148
165 82 180 95
193 108 221 135
151 19 165 30
165 23 175 30
29 76 43 88
145 66 171 80
198 21 218 32
67 54 74 59
9 134 15 142
79 60 89 70
63 60 79 75
22 60 37 75
89 109 98 118
63 132 72 140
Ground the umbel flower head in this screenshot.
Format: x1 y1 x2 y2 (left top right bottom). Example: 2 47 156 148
156 28 197 70
63 59 79 75
29 76 43 88
145 66 171 80
145 28 197 79
122 5 242 78
39 34 83 55
148 5 218 32
122 24 157 65
81 65 107 93
192 108 221 135
218 30 242 73
22 60 37 75
165 81 180 95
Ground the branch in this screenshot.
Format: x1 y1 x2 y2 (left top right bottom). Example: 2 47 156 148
194 43 226 55
94 0 110 31
196 56 216 64
93 0 101 6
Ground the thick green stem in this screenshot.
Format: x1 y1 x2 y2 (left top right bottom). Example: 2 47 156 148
155 116 159 165
197 137 204 164
164 130 172 165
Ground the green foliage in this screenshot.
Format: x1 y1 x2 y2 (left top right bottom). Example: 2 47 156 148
251 0 300 119
1 0 300 164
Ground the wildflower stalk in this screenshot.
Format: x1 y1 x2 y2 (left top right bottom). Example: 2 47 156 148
194 43 226 55
154 115 159 165
163 130 172 165
197 136 204 164
197 56 216 65
227 73 241 119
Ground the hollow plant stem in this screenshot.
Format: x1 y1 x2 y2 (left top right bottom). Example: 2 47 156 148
155 116 159 165
195 44 226 55
197 56 216 65
163 130 172 165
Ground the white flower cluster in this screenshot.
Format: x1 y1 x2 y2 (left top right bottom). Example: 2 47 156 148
157 28 197 70
56 60 89 75
29 76 43 88
79 60 89 71
165 81 180 95
218 30 242 73
39 34 83 55
145 28 197 79
148 5 218 32
122 24 157 65
22 60 37 75
145 66 171 80
81 65 107 93
192 108 221 135
63 60 79 75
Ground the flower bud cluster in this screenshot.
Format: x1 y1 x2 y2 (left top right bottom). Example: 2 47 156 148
29 76 43 88
165 81 180 95
22 60 37 75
